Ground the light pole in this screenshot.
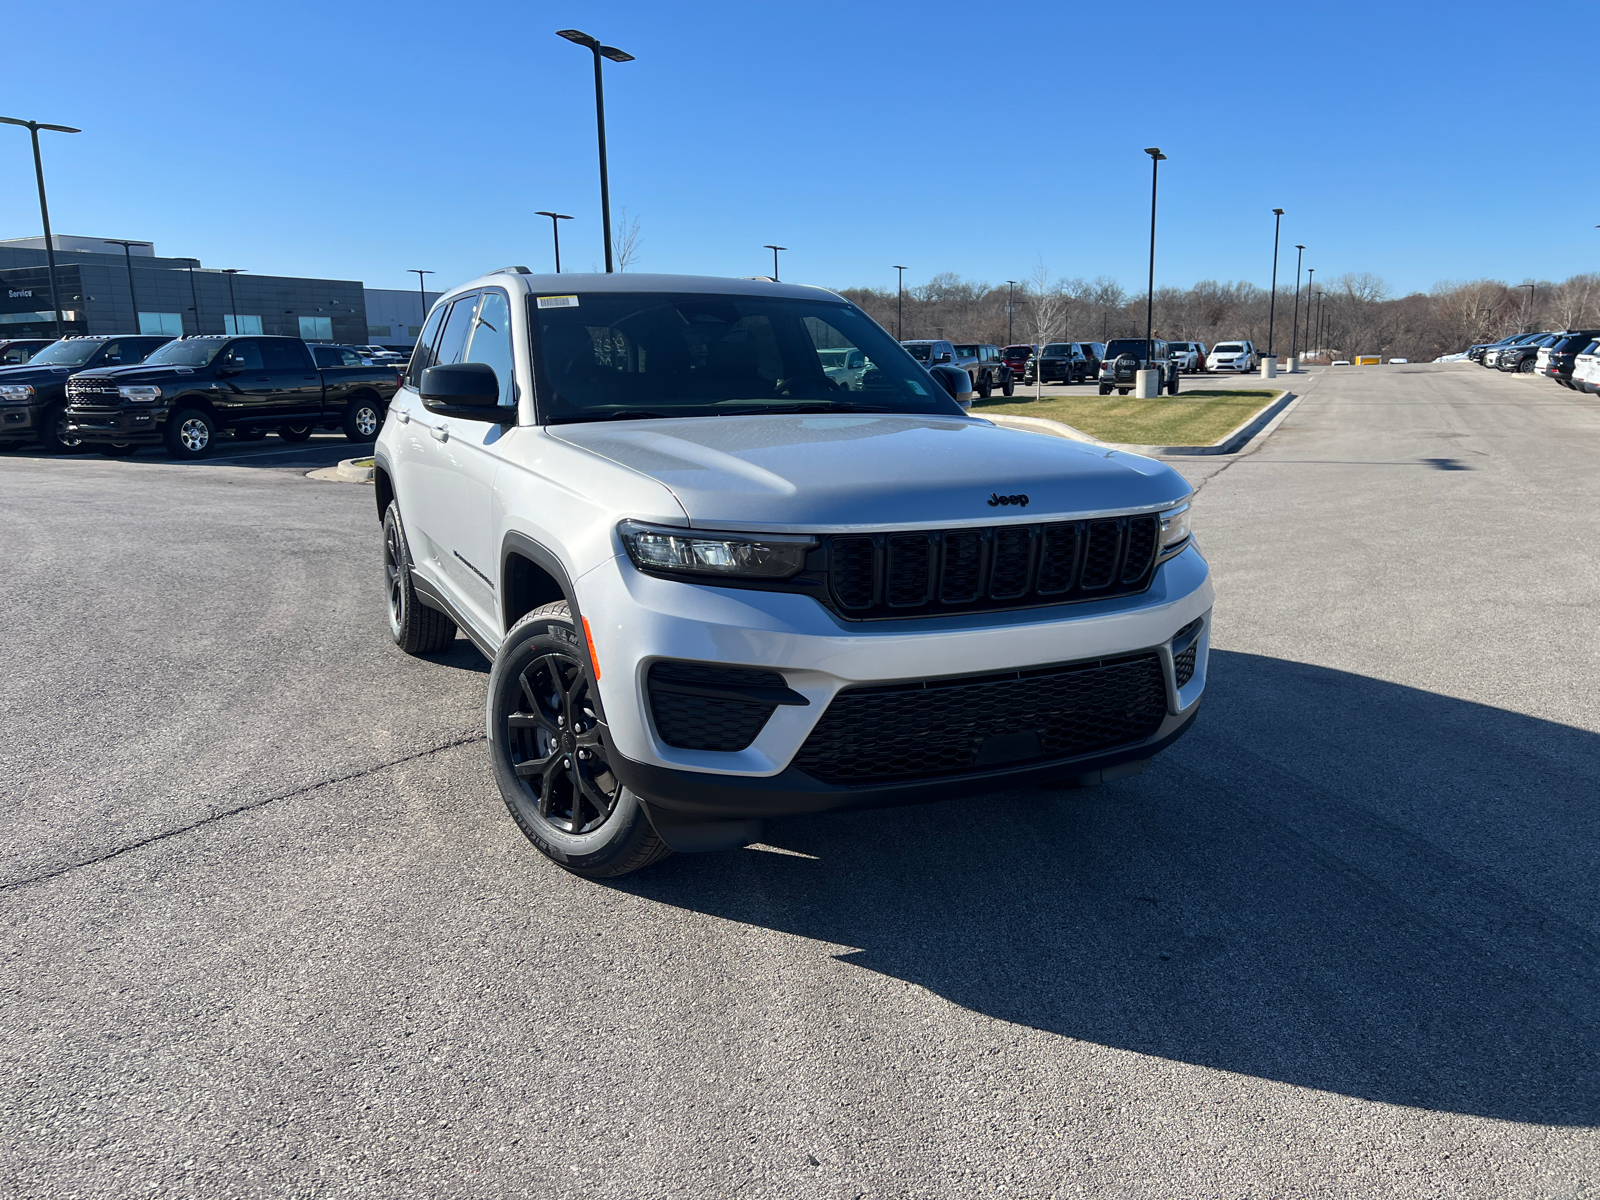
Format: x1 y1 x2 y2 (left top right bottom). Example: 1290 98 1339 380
893 265 908 339
182 258 201 334
534 212 573 272
1520 282 1536 331
409 269 434 330
763 245 786 282
1303 267 1314 358
557 29 634 274
1290 244 1305 363
1267 208 1284 358
1005 279 1017 344
1 115 80 337
103 239 150 330
1143 148 1166 364
221 269 245 333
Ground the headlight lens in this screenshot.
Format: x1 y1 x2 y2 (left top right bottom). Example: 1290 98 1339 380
0 384 34 401
618 520 815 580
119 385 162 403
1159 502 1192 555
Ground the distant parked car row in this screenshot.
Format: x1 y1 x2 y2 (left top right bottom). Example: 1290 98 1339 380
1465 329 1600 389
0 333 404 458
900 340 1015 397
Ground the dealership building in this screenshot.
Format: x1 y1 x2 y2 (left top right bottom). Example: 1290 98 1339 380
0 235 440 350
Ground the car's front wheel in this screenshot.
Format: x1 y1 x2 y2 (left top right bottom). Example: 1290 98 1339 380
39 402 82 454
1001 374 1014 397
164 408 217 459
1518 357 1535 374
488 601 673 879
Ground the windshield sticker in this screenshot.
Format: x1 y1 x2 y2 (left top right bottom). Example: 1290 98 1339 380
537 295 580 309
906 380 927 395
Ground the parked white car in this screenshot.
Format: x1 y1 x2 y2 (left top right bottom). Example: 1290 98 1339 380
1167 341 1204 372
1572 339 1600 394
1206 341 1258 372
373 270 1212 877
817 346 868 391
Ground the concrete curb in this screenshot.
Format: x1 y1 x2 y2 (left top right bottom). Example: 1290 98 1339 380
307 457 375 484
982 413 1107 446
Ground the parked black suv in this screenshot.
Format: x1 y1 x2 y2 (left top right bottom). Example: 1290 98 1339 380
1035 341 1092 383
1538 330 1600 388
1098 338 1180 395
0 335 172 453
1497 333 1558 373
64 334 403 459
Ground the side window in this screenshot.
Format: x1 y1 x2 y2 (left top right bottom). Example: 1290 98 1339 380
340 349 363 367
99 341 124 365
435 293 480 367
262 340 308 371
406 304 449 388
463 289 517 406
225 341 264 371
311 346 336 368
1 346 27 365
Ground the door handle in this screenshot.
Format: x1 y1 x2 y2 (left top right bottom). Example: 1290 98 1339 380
430 424 449 443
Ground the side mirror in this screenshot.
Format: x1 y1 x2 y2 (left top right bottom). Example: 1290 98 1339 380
421 362 505 420
928 364 973 406
936 351 952 364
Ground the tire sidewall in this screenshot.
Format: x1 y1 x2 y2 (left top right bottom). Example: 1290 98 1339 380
487 608 650 872
382 504 410 642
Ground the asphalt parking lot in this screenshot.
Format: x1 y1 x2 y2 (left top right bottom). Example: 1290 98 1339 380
2 364 1597 1198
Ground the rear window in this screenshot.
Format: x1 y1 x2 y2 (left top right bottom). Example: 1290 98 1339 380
953 344 979 356
1002 345 1033 357
903 343 931 361
1104 339 1150 358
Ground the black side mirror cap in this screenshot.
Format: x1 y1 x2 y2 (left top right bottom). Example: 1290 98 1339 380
421 363 506 420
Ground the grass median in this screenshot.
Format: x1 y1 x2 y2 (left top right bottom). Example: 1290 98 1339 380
974 388 1284 446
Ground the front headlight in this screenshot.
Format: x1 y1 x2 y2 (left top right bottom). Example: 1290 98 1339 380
1158 501 1192 558
0 383 34 401
119 385 162 403
618 520 815 580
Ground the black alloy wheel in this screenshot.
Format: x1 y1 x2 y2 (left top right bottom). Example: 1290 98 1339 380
505 652 616 836
1518 356 1535 374
382 502 456 654
279 424 315 442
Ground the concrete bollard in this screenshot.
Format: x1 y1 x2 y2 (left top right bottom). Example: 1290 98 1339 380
1135 369 1160 399
1260 355 1278 379
1285 354 1298 374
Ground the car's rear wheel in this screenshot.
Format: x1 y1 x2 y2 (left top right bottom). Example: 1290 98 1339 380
1118 388 1130 395
164 408 217 459
39 402 81 454
343 397 382 442
278 423 314 442
383 502 456 655
489 601 673 879
1098 383 1111 395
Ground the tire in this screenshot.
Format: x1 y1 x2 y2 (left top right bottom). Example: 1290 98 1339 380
1167 373 1180 395
976 372 992 399
98 443 138 458
163 408 217 459
278 423 314 442
1001 375 1014 397
38 402 81 454
1518 357 1535 374
488 601 673 879
343 396 383 442
1118 388 1130 396
383 502 457 655
1098 384 1112 395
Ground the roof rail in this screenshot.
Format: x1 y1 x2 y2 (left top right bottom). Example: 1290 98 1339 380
492 265 532 275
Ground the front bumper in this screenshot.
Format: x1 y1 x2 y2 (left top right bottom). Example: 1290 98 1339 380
0 403 39 442
578 541 1213 816
64 406 164 444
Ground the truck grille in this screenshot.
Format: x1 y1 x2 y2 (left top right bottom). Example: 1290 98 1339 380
824 514 1159 620
65 379 121 411
793 652 1167 785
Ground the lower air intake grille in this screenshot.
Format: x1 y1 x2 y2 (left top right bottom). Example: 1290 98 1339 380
1172 618 1203 688
648 662 784 752
793 653 1168 785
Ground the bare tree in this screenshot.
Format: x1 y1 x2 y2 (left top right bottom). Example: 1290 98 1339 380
1026 260 1065 348
614 208 643 273
1550 273 1599 330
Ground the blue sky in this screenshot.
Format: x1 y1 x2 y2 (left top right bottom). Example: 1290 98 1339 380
3 0 1593 300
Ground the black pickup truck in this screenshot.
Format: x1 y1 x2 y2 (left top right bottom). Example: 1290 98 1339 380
0 335 174 453
65 334 403 459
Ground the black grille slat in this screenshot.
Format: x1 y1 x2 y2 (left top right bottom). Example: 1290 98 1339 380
794 653 1168 785
831 536 876 610
648 662 784 752
885 534 934 607
989 525 1035 599
1036 523 1081 594
1171 617 1203 688
1121 515 1157 584
939 531 984 603
1079 520 1122 590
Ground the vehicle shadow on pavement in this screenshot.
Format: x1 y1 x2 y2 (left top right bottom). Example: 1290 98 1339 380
1 437 355 470
620 650 1600 1126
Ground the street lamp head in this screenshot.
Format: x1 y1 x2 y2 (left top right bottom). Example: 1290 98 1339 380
556 28 598 49
1144 147 1166 160
893 264 908 271
1273 208 1285 216
0 116 82 134
599 46 634 62
764 244 787 252
1295 244 1305 250
535 211 573 221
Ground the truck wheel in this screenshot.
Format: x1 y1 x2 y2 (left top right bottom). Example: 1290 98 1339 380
39 402 82 454
1098 384 1111 396
98 443 138 457
343 397 383 442
278 424 314 442
383 502 457 655
488 601 674 879
1118 388 1130 396
1167 373 1180 395
1001 375 1015 397
164 408 217 459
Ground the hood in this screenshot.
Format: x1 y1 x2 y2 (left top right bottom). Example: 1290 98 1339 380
548 413 1190 531
71 365 184 383
0 362 78 385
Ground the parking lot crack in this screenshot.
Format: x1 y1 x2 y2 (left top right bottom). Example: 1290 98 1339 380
0 731 486 893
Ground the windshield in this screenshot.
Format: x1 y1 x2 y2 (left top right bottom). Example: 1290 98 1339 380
28 340 104 367
143 339 226 367
533 293 961 423
1041 343 1071 356
1215 343 1243 353
902 343 932 361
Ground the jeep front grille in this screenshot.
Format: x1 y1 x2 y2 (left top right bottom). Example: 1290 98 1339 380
824 514 1158 620
794 652 1167 785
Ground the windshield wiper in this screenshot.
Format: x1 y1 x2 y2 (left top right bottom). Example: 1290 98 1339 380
717 402 893 415
548 409 674 424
